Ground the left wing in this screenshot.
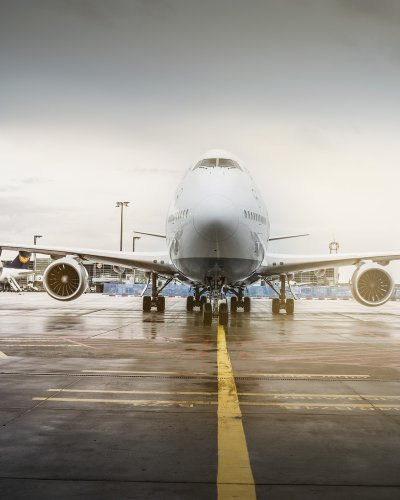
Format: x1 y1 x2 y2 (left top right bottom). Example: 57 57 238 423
257 251 400 277
0 243 176 275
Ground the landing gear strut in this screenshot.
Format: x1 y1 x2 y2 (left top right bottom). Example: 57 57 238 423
272 274 294 315
142 272 172 312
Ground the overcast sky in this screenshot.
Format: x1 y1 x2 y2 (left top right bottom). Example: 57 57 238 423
1 0 400 279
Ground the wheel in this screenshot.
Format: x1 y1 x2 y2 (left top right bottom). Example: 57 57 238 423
186 295 194 311
243 296 251 312
203 302 212 326
200 295 207 310
230 296 238 314
143 296 151 312
272 298 280 314
219 302 228 326
156 296 165 312
286 298 294 315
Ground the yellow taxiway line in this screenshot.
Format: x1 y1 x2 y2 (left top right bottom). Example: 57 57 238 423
217 325 256 500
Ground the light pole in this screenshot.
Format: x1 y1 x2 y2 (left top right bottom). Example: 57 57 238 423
115 201 129 251
33 234 42 276
132 235 141 285
132 235 141 252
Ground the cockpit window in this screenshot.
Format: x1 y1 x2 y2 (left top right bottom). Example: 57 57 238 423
194 158 217 169
193 158 241 170
218 158 240 169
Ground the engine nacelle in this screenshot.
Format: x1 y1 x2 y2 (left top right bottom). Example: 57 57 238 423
43 257 88 301
351 263 394 307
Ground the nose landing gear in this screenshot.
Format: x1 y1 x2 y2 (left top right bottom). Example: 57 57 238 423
200 284 253 326
202 299 229 326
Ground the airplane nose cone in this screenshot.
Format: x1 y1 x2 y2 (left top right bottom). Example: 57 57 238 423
193 195 239 241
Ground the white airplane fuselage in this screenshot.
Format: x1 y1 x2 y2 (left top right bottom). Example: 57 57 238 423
166 151 270 284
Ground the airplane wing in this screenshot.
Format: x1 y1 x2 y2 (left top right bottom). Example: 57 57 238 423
257 251 400 277
0 243 176 275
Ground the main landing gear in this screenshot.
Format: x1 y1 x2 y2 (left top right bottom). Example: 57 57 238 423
271 274 295 315
186 287 207 312
229 287 251 314
142 272 172 312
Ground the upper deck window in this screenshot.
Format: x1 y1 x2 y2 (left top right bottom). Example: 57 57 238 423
194 158 217 168
218 158 240 169
194 158 241 170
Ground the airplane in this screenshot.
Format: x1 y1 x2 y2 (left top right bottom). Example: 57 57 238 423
0 254 33 292
1 149 399 325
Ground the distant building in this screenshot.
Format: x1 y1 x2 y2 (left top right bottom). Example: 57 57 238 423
293 268 337 286
293 240 340 286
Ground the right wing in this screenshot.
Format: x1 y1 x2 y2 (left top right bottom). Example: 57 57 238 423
257 251 400 277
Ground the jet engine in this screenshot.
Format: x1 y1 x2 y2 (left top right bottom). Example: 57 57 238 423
351 263 394 307
43 257 88 301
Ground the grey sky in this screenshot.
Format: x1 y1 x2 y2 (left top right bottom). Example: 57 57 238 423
1 0 400 279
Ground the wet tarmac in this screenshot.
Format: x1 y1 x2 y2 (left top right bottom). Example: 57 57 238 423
0 294 399 499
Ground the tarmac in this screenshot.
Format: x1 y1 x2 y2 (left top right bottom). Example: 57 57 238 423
0 293 399 499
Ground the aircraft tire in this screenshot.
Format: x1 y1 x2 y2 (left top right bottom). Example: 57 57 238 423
230 296 238 314
186 296 194 311
219 303 228 326
143 296 152 312
286 298 294 315
243 296 251 312
272 298 280 314
200 295 207 310
156 296 165 312
203 303 212 326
